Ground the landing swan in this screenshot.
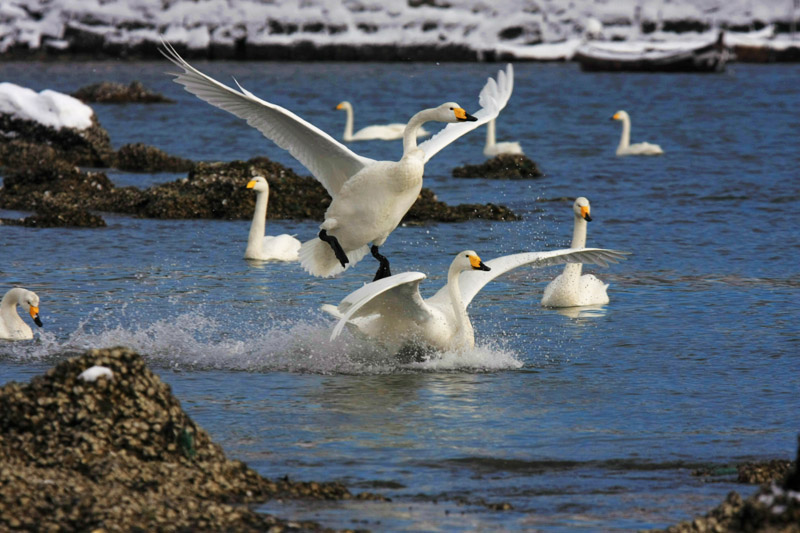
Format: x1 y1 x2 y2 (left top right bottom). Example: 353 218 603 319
483 118 524 157
0 287 43 340
244 176 301 261
336 101 430 141
612 110 663 156
541 197 616 307
160 41 514 281
323 247 629 354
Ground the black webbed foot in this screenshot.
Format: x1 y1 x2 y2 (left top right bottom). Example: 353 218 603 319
319 230 349 268
371 245 392 281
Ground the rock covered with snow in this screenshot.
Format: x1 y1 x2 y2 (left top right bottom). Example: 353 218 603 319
0 0 797 60
0 83 93 130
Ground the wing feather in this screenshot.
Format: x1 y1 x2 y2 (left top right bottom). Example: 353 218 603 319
418 64 514 163
160 40 374 196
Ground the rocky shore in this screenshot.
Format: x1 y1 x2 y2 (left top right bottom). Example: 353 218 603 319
452 154 545 180
0 347 381 532
0 111 519 226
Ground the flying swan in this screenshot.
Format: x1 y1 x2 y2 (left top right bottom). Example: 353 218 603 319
541 197 616 308
322 247 629 354
336 101 430 142
0 287 43 340
244 176 301 261
160 41 514 280
611 110 663 156
483 118 524 157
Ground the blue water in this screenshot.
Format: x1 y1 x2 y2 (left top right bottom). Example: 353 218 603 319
1 60 798 531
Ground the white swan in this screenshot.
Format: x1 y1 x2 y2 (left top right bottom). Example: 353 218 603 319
0 287 42 340
336 101 430 142
244 176 301 261
323 247 629 354
612 110 663 156
483 118 524 157
541 197 615 308
160 41 514 281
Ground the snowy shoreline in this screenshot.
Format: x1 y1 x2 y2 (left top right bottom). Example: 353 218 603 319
1 0 799 62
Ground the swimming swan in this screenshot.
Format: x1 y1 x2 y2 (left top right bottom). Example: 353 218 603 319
612 110 663 156
323 247 629 353
160 41 514 281
541 197 615 308
0 287 43 340
483 118 524 157
336 101 430 141
244 176 301 261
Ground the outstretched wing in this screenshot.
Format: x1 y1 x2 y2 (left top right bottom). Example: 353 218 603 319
329 272 431 341
160 40 375 197
418 64 514 163
429 248 631 308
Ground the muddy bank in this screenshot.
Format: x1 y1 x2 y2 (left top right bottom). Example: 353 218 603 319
452 154 544 180
0 347 379 532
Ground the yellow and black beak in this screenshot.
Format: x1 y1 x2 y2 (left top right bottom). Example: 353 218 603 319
611 112 620 121
335 103 344 110
454 108 478 122
469 254 491 272
29 306 43 328
246 180 257 189
581 205 592 222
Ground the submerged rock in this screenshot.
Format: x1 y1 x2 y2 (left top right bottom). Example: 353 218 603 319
114 142 195 173
0 347 370 532
452 154 544 180
71 80 174 103
0 205 106 227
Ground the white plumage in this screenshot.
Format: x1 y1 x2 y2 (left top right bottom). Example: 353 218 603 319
0 287 42 341
336 100 430 141
244 176 301 262
483 118 524 157
78 366 114 382
612 110 664 156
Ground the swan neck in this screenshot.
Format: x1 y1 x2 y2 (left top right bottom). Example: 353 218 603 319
571 215 588 249
485 119 496 148
618 115 631 150
403 108 435 154
247 190 268 252
342 105 354 140
447 264 472 345
0 290 23 325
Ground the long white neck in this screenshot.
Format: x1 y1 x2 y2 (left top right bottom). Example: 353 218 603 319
447 264 474 349
403 108 439 155
485 119 496 149
342 105 354 141
564 215 588 277
618 114 631 151
0 289 28 335
246 189 268 256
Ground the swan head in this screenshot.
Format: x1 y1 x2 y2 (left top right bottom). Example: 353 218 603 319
246 176 269 193
435 102 478 123
573 197 592 222
17 289 42 327
611 110 629 121
453 251 491 273
335 101 352 111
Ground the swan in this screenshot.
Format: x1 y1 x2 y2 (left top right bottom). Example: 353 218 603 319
0 287 43 340
322 247 629 354
336 101 430 142
160 41 514 281
244 176 301 261
541 197 615 308
611 110 663 156
483 118 524 157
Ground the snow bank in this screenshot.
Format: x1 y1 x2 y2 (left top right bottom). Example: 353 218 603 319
0 83 94 130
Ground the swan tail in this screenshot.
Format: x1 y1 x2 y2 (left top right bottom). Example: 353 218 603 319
299 239 369 278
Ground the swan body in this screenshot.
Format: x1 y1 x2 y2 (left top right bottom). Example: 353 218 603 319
541 197 614 308
0 287 42 340
483 118 524 157
324 247 629 354
336 101 430 141
612 110 663 156
244 176 301 261
160 41 514 280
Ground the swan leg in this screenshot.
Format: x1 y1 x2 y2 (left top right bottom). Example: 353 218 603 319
371 245 392 281
319 230 349 268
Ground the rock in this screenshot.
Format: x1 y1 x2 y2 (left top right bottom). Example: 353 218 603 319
114 143 195 173
737 459 795 485
405 187 521 223
0 206 106 228
452 154 544 180
0 113 115 169
0 347 377 532
71 81 174 103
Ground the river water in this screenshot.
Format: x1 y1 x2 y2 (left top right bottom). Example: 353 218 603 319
1 59 798 531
